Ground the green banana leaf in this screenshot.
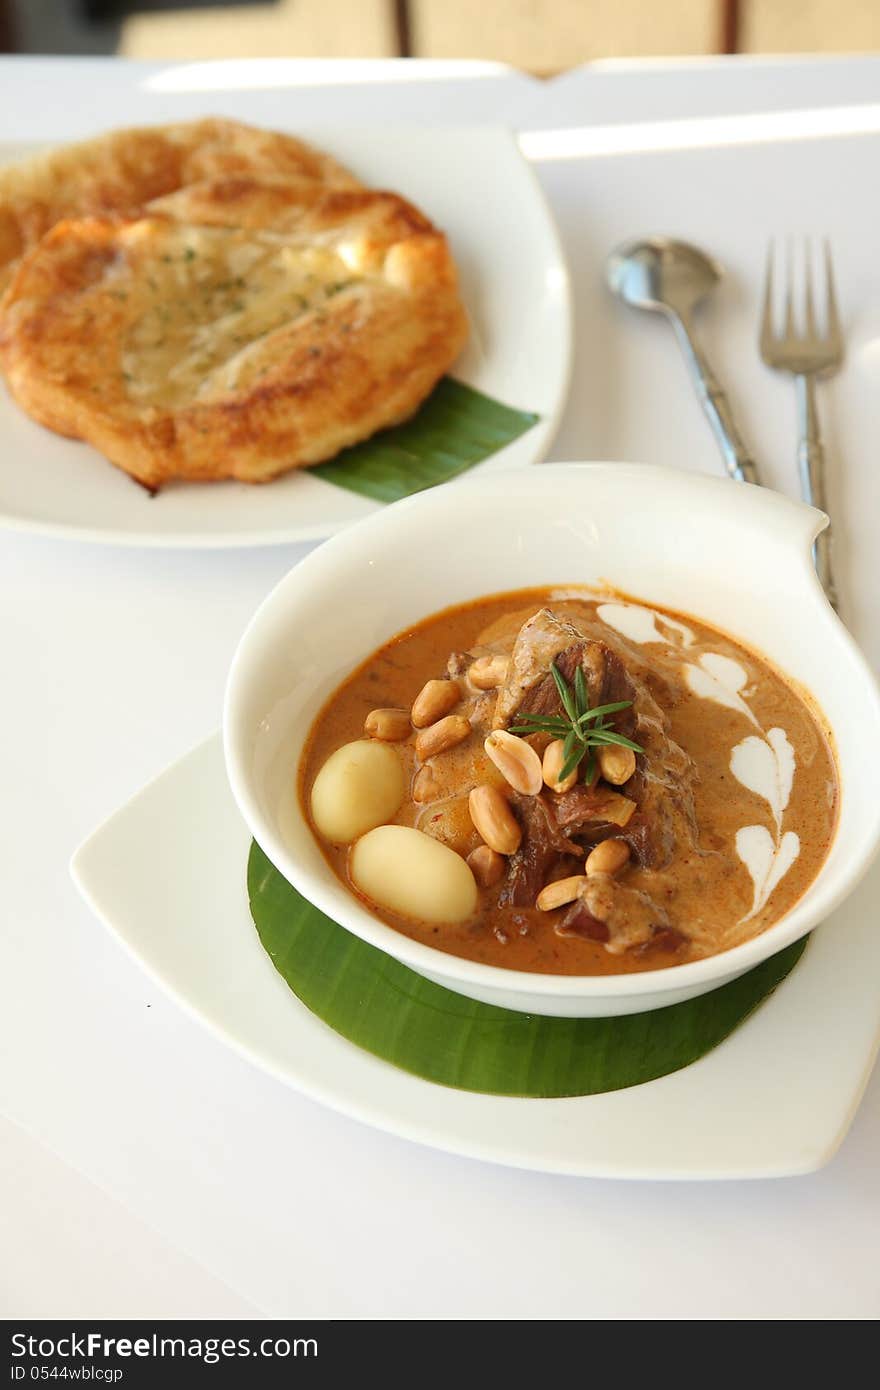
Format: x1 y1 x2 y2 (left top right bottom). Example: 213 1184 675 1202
311 377 539 503
248 841 806 1098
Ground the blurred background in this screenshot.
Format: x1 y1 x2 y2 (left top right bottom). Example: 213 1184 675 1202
1 1 879 66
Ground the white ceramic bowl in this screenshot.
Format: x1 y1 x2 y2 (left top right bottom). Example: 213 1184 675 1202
224 464 880 1017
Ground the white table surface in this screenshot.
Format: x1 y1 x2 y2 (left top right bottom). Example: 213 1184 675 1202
3 54 880 1322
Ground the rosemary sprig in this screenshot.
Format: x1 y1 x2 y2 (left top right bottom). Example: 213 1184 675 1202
509 662 644 781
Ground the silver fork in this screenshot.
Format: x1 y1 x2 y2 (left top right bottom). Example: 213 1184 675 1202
759 239 843 610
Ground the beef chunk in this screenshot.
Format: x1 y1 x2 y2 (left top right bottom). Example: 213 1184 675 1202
553 783 637 837
556 874 670 954
641 928 687 956
618 744 698 871
497 611 698 872
552 776 681 871
517 637 638 743
621 806 677 871
555 900 610 942
494 609 585 728
499 793 581 908
491 606 701 945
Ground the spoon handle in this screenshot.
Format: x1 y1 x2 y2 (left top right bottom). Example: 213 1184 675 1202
672 316 759 486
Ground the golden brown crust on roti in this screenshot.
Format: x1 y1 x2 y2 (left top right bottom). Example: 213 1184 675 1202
0 120 467 487
0 118 360 292
0 187 468 488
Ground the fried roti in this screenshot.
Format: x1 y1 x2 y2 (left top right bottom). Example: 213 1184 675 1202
0 181 468 488
0 118 360 293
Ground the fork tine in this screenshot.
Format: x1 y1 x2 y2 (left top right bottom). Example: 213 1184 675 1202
783 237 795 340
760 239 776 352
760 234 842 372
803 238 817 338
824 238 843 351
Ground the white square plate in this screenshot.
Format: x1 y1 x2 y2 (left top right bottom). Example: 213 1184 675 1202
0 125 570 547
71 736 880 1180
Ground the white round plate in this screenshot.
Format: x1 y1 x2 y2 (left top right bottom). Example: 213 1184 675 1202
71 736 880 1180
0 125 570 548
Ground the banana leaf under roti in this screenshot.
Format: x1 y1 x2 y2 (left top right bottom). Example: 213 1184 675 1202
312 378 539 503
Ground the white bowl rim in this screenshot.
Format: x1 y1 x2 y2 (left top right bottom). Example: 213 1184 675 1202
224 462 880 1000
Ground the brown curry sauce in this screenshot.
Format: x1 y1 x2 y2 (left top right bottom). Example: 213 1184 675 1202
300 588 838 975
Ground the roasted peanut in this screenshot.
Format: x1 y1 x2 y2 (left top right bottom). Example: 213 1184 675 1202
467 844 506 889
542 738 578 794
411 679 460 728
412 766 441 803
585 838 631 877
468 654 509 691
484 729 543 796
598 744 637 786
468 784 522 856
415 714 471 761
364 707 411 742
536 875 589 912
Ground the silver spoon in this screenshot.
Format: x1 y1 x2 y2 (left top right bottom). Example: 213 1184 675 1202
606 236 759 485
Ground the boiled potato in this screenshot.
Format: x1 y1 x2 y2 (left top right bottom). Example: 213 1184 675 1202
350 825 478 924
310 740 405 843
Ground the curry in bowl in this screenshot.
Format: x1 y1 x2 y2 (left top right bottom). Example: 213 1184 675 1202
300 588 838 975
